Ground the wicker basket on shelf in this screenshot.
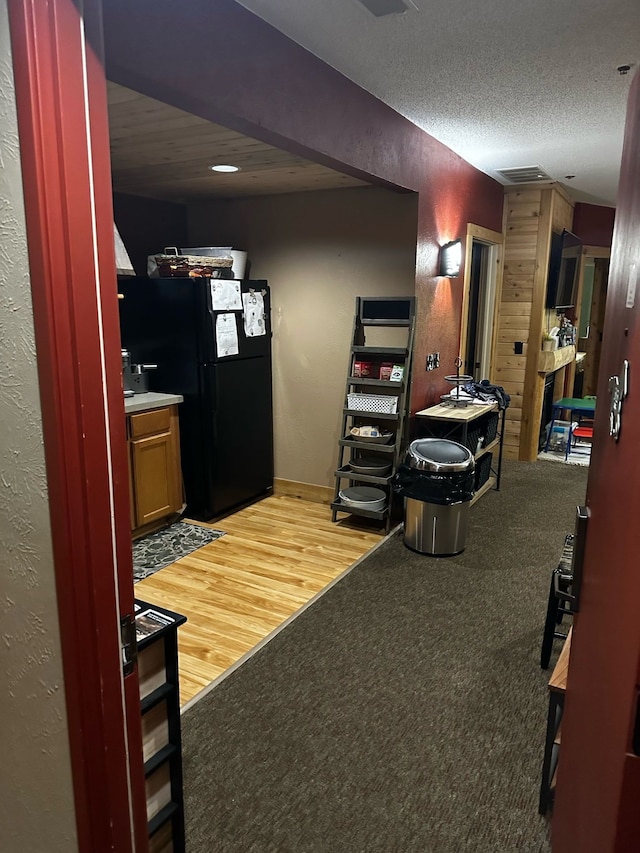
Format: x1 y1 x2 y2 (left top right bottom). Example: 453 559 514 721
347 393 399 415
147 249 233 279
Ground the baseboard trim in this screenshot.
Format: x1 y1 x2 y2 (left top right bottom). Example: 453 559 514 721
273 478 333 504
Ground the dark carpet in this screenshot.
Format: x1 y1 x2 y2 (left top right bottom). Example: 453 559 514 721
132 521 225 581
182 460 587 853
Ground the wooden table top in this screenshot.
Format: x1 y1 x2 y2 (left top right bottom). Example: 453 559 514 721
415 401 498 422
549 627 572 694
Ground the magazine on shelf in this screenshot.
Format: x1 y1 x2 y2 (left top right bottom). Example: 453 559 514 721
135 606 175 642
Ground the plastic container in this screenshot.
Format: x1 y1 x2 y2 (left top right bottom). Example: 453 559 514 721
347 393 399 414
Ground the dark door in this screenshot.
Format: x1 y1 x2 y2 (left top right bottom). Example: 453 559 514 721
464 241 489 379
582 258 610 396
553 73 640 853
201 356 274 518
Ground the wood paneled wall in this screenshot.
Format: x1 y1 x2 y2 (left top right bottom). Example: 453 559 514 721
493 184 574 460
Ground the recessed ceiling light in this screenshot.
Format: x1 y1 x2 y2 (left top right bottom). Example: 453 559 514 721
209 164 240 173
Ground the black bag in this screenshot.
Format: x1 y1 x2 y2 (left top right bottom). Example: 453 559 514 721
392 464 475 505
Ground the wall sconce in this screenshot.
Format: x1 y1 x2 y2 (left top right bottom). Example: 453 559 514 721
439 240 462 277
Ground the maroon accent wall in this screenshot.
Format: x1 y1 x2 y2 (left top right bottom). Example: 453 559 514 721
102 0 504 409
573 202 616 247
113 192 188 277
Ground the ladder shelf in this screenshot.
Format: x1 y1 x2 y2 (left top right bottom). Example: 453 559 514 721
331 296 416 533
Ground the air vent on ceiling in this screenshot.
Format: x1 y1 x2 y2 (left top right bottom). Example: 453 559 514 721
496 166 552 184
356 0 411 17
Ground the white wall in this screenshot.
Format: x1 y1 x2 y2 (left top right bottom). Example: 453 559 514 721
189 186 418 488
0 3 78 849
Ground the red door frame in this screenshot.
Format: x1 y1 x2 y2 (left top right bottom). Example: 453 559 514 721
7 0 148 850
553 72 640 852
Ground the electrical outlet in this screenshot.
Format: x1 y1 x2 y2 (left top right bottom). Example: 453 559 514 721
426 352 440 371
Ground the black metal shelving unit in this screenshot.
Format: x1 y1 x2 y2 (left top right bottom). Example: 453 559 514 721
414 402 506 505
136 599 187 853
331 297 415 533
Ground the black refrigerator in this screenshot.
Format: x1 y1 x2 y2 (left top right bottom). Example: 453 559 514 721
118 277 273 520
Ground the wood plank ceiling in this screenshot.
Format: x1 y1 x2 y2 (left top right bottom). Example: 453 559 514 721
107 82 368 202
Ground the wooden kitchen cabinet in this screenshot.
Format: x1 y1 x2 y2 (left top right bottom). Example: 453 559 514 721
128 405 183 536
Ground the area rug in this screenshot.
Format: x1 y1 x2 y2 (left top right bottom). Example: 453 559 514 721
132 521 225 581
182 460 587 853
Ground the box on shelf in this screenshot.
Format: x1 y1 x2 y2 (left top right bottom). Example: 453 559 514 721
353 361 375 378
379 362 394 381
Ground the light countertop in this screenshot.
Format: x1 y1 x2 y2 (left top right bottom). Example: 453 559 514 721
124 392 184 414
415 401 497 422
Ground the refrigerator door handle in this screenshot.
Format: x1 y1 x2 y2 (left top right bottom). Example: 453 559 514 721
202 364 219 444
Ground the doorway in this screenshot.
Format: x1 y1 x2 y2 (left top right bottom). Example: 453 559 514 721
108 83 419 703
576 254 610 397
460 224 503 381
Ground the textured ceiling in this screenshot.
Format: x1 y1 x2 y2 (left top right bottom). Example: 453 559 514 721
238 0 640 206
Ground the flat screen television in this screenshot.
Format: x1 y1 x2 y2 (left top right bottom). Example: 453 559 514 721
546 229 582 309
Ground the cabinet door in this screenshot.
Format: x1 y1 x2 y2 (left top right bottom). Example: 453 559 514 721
131 431 178 527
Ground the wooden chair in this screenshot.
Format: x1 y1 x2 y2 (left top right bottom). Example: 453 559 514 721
565 423 593 461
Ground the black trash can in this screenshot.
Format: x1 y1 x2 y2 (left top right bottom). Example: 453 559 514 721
394 438 475 556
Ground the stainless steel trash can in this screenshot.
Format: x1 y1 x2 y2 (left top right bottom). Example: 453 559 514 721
397 438 475 556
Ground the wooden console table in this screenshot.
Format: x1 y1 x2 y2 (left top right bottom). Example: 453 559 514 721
539 627 572 814
415 402 505 505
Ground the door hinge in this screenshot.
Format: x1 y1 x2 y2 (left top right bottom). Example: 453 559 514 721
120 613 138 677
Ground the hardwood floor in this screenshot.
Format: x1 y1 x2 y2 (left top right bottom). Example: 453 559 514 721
135 496 383 705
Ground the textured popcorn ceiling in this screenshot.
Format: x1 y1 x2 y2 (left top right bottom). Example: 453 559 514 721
238 0 640 205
